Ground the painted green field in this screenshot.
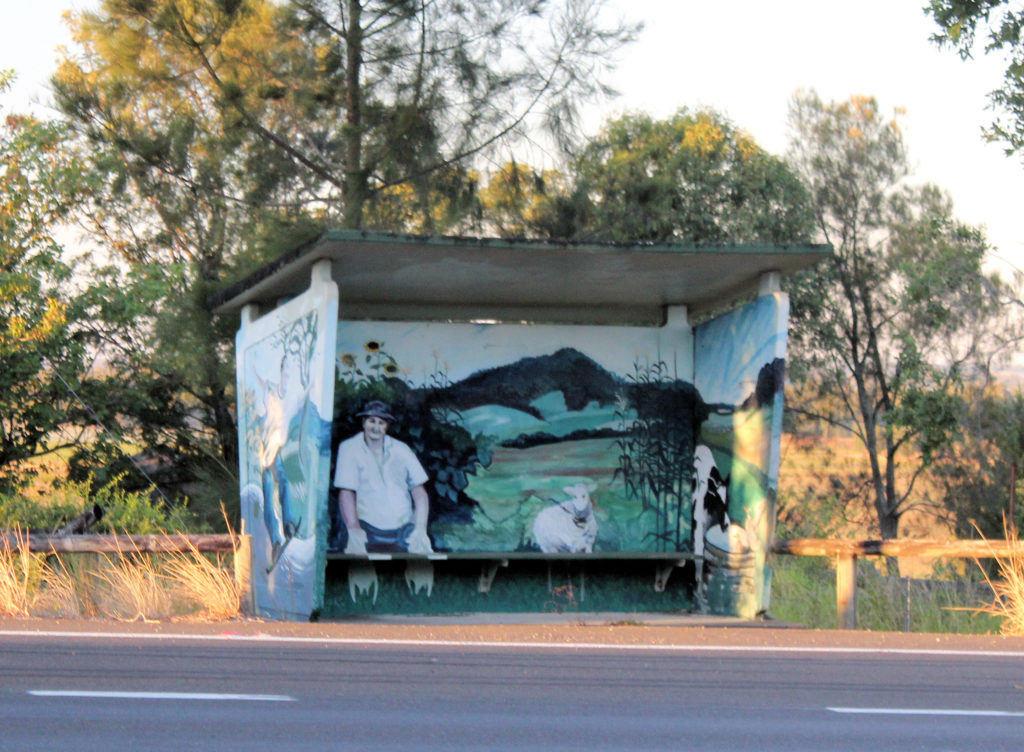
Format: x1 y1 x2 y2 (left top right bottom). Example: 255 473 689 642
429 438 665 552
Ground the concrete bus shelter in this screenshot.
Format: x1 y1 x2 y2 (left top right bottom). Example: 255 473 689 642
211 230 830 621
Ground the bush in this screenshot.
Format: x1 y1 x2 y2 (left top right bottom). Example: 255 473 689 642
0 475 198 534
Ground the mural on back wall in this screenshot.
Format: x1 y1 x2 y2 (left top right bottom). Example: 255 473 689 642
327 322 707 558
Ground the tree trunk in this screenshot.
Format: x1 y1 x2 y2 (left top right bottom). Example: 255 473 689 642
343 0 366 229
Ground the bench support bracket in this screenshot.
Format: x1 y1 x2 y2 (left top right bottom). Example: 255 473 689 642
478 559 509 594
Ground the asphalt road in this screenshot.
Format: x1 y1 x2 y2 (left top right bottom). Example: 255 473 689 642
2 619 1024 751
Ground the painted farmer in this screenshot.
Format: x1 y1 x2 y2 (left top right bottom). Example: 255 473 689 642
334 400 432 554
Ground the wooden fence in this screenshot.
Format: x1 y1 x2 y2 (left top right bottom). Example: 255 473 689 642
771 538 1019 629
4 532 1015 629
0 532 252 613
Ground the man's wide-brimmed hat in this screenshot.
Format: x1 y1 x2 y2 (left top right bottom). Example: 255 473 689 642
357 400 395 422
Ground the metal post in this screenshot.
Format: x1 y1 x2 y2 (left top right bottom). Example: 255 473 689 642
1010 461 1017 537
904 576 911 633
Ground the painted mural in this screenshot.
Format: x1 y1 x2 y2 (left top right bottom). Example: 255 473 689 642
693 291 789 616
327 321 702 561
236 267 338 620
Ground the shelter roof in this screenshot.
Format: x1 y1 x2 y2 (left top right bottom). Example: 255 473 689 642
209 230 831 325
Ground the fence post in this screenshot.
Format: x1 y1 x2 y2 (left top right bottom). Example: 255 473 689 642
836 553 857 629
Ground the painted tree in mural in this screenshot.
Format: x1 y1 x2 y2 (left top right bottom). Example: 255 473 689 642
784 90 1022 544
614 361 707 551
538 109 814 242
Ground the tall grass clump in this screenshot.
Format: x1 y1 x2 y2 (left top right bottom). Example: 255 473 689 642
0 481 241 620
970 529 1024 635
89 548 169 622
0 528 35 616
768 555 837 628
160 505 244 620
0 527 80 617
161 531 242 620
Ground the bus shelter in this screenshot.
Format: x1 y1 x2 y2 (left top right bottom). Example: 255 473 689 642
211 231 830 621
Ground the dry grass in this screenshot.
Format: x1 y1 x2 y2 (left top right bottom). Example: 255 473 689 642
1 527 244 621
160 540 242 620
971 527 1024 636
0 528 83 617
32 553 81 617
0 528 34 616
89 548 169 622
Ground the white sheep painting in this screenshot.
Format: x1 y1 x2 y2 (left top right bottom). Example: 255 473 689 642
532 483 598 553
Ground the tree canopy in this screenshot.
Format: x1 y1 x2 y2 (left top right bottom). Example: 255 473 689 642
538 108 814 242
43 0 639 517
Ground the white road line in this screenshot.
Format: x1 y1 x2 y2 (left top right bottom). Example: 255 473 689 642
3 629 1024 658
28 690 295 702
828 707 1024 718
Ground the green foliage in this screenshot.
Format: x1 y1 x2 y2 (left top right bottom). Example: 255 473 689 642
930 386 1024 540
929 0 1024 155
551 108 814 242
0 73 112 490
0 476 197 533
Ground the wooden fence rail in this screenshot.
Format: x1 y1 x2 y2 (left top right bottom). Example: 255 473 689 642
771 538 1019 629
0 532 239 554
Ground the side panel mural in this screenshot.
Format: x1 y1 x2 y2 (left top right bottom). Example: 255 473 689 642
328 321 699 557
693 292 789 617
236 269 338 620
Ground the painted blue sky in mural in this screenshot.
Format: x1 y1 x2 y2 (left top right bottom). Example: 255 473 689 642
337 321 695 389
695 295 788 406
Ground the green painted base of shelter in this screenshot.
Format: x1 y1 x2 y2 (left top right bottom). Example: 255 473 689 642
320 559 742 617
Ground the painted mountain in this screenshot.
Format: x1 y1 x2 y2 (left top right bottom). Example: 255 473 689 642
423 347 711 446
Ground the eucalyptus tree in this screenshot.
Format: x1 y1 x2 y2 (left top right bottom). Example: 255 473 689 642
785 90 1021 542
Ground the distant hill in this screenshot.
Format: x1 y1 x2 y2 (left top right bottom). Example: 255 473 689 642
427 347 622 419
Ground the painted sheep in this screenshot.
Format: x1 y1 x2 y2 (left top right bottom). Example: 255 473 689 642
533 483 598 553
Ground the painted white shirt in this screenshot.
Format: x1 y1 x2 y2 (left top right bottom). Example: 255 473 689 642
333 433 428 530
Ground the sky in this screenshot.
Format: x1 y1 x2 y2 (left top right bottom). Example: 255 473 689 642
4 0 1024 277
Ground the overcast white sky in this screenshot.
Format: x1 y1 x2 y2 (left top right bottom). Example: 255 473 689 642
5 0 1023 276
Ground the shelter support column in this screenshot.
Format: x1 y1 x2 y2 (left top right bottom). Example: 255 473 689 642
758 270 781 296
